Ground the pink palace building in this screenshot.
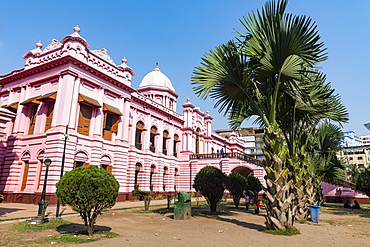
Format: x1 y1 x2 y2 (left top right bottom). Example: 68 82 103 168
0 26 265 203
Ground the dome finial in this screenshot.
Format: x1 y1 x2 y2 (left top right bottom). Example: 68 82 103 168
36 40 43 49
122 57 127 64
74 25 81 34
154 62 160 71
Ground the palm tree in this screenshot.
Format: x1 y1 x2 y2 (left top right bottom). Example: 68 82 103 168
294 122 345 220
192 0 348 230
346 163 361 183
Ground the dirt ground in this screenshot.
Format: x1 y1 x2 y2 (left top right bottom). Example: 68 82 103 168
70 204 370 247
1 203 369 247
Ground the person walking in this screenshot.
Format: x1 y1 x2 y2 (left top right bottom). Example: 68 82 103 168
255 199 261 214
244 194 250 210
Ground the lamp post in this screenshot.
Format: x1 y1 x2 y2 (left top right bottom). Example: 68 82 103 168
56 125 69 217
38 158 52 217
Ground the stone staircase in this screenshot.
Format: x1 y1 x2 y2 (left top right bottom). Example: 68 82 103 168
322 181 369 204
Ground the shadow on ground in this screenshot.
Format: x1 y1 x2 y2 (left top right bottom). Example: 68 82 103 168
0 207 25 217
322 204 370 218
187 204 266 231
57 223 112 234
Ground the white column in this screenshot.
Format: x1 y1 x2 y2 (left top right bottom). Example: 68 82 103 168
92 87 104 137
13 87 26 134
130 108 137 148
116 96 125 141
66 76 81 129
144 114 151 151
53 70 78 128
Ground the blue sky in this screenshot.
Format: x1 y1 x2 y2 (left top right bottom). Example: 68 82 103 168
1 1 369 135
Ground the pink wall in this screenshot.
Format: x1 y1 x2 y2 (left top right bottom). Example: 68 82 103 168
0 26 264 203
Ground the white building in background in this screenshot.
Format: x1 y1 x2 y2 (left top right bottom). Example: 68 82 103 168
342 130 370 147
360 135 370 145
339 130 370 169
342 131 362 147
215 127 265 160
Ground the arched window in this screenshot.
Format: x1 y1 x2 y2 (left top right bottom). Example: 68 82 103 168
163 166 168 191
195 128 200 154
150 126 157 153
36 151 45 190
150 165 155 191
74 151 89 169
174 168 179 191
173 134 179 157
162 130 169 155
100 155 112 173
135 121 144 150
134 163 141 190
21 152 31 191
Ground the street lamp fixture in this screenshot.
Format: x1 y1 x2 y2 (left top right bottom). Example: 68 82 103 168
37 158 52 218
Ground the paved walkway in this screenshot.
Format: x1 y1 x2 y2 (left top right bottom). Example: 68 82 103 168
0 199 171 223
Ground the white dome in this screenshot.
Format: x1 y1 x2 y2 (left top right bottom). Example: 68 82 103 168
138 65 175 92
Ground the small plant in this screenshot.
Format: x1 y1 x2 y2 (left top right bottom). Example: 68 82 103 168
0 193 4 201
131 190 151 210
154 195 164 200
131 190 150 199
264 227 301 236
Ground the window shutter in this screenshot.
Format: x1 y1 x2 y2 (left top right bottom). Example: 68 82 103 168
103 130 112 141
111 114 119 132
77 104 92 135
102 111 111 140
44 101 55 132
28 104 38 135
107 165 113 173
21 161 30 191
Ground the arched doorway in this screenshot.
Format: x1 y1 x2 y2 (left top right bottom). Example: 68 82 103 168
232 166 253 177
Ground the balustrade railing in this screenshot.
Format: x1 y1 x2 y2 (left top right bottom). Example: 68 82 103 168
189 152 263 167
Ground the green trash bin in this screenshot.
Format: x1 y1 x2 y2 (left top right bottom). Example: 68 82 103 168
174 191 191 220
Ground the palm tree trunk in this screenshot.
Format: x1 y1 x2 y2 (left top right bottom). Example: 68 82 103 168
263 123 295 230
293 158 315 221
